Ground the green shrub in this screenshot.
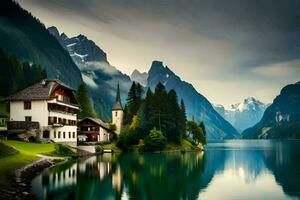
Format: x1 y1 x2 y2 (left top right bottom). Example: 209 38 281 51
143 128 167 152
116 125 139 151
0 141 19 158
52 144 76 157
95 145 103 153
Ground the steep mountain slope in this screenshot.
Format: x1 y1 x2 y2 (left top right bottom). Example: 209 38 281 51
0 0 83 89
48 26 132 119
243 82 300 139
147 61 240 139
130 69 148 86
215 97 269 132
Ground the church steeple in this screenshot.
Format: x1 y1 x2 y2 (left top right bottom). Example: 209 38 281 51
112 83 123 110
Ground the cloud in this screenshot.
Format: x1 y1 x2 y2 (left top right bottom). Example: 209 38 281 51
16 0 300 106
250 59 300 78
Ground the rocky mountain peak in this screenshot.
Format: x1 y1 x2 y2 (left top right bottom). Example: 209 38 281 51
147 61 240 139
47 26 59 37
130 69 148 86
47 26 107 63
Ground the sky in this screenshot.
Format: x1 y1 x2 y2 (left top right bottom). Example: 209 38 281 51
16 0 300 108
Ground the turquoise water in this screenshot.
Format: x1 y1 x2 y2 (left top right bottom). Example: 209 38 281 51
31 140 300 200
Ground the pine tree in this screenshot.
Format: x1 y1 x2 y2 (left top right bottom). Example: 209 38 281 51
124 82 143 124
199 121 206 136
76 83 97 119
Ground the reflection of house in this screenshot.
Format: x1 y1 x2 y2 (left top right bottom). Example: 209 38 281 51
0 112 8 133
6 79 80 145
77 117 111 142
0 112 8 127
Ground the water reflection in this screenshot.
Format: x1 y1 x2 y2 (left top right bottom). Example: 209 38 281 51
32 140 300 200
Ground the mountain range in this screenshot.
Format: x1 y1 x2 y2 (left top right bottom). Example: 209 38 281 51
47 26 132 119
130 69 148 87
4 0 291 140
214 97 269 132
243 82 300 139
48 27 240 139
132 61 240 139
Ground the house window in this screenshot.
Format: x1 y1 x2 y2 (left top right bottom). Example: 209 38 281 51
54 131 56 138
68 132 71 138
63 132 65 138
43 130 50 138
73 132 75 138
24 101 31 110
115 111 118 117
58 131 61 138
25 116 32 122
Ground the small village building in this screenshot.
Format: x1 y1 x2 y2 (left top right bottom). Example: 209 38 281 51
112 84 124 135
77 117 111 142
6 79 80 146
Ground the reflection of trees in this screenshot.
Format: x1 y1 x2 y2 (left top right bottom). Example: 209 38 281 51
264 141 300 198
34 151 226 200
116 151 224 200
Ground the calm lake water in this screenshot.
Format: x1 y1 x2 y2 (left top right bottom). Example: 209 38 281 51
31 140 300 200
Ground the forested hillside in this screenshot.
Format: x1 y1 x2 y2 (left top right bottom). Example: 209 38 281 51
0 0 83 89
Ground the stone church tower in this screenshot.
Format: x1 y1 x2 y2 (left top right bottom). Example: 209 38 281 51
112 83 123 135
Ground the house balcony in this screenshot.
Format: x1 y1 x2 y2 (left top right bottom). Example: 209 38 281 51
7 121 40 132
47 99 80 115
52 123 64 127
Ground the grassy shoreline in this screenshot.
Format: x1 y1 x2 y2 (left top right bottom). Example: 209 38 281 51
102 139 203 153
0 140 67 187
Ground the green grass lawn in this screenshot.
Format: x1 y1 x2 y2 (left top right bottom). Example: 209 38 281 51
0 140 56 187
102 142 122 153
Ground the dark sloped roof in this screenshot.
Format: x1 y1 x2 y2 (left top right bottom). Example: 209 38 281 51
112 101 123 110
6 79 75 101
79 117 110 130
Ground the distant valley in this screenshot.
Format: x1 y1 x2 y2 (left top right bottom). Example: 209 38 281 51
214 97 269 133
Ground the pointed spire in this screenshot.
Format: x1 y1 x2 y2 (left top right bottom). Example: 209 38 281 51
112 82 123 110
116 82 121 102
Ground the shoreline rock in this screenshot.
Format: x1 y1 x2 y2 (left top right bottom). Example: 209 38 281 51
0 157 63 200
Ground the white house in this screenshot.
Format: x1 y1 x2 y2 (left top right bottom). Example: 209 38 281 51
7 79 80 146
77 84 124 143
77 117 111 142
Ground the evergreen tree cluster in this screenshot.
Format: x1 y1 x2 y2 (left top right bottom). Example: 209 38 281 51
0 48 47 97
118 82 207 151
186 119 207 145
76 83 98 119
124 82 143 124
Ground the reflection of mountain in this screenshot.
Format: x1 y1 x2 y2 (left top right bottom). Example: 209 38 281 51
263 141 300 198
206 141 268 184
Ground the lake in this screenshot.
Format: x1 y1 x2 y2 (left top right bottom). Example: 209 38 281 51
31 140 300 200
